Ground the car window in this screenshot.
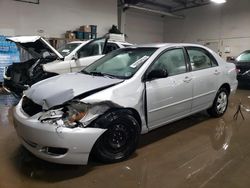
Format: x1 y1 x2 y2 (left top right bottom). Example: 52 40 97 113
236 51 250 62
84 48 157 79
187 47 218 71
149 48 187 76
77 38 106 58
57 43 82 57
104 43 120 54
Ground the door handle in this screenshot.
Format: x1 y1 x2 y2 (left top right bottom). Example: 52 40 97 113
214 70 221 75
183 76 192 83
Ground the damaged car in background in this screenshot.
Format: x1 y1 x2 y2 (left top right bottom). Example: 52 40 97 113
3 35 131 96
13 43 238 165
232 50 250 86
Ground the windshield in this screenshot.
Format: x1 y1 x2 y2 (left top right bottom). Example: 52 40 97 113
83 47 157 79
58 43 82 57
236 51 250 62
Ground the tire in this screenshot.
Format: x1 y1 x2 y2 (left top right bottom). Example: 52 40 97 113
207 88 229 117
92 110 140 163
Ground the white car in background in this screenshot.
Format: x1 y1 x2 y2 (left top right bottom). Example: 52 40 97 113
4 36 132 96
46 38 132 74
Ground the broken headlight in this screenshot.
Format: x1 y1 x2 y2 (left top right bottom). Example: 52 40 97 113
39 101 89 128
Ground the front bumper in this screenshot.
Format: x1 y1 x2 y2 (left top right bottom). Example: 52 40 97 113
13 102 106 165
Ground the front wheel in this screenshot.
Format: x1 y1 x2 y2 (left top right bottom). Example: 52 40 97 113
207 88 229 117
92 110 140 163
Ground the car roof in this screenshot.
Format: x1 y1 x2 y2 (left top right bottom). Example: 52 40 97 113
68 40 90 44
131 43 207 49
68 40 132 45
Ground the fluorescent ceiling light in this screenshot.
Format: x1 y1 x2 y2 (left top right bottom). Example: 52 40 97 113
211 0 226 4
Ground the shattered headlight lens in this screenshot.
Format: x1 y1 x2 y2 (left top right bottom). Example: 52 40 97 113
39 101 89 128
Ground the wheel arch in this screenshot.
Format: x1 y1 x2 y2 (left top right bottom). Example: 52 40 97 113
219 83 231 95
88 107 142 131
108 107 142 130
89 107 141 163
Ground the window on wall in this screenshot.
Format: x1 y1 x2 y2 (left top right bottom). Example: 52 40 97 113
150 48 187 76
187 47 218 71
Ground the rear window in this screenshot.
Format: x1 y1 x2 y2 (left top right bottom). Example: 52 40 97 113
236 51 250 62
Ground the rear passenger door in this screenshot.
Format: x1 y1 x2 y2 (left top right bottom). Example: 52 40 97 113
70 38 107 72
186 47 221 112
146 48 193 129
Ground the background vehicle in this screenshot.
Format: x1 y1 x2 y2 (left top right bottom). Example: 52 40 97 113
232 50 250 85
3 36 132 96
13 43 238 165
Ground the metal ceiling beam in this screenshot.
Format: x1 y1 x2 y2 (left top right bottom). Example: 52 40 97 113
173 0 187 7
138 0 172 11
14 0 39 4
171 1 211 12
123 4 185 19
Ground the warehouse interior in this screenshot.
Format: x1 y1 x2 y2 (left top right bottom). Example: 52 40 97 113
0 0 250 187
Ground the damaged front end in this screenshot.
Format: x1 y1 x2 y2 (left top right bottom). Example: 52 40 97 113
4 36 63 96
4 58 58 96
14 98 109 164
38 100 114 128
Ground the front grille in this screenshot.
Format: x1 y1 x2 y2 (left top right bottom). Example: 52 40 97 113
22 96 42 116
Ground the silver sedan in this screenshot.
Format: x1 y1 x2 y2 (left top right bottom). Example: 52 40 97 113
13 43 238 164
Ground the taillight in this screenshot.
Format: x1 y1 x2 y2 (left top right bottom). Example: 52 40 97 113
236 68 240 74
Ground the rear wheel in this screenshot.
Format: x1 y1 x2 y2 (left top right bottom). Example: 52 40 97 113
207 88 229 117
92 110 140 163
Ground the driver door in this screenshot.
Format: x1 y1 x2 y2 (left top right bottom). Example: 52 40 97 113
70 37 108 72
146 48 193 130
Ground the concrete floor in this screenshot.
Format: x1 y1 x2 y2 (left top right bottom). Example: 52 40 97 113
0 88 250 188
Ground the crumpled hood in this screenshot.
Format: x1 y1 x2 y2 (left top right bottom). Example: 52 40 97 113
24 73 123 109
7 36 63 59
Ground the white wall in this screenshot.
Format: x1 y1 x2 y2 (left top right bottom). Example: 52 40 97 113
164 0 250 58
0 0 117 38
124 9 165 44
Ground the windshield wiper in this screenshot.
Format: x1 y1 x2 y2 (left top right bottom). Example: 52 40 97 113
81 70 125 79
90 71 118 79
89 71 105 76
81 69 90 75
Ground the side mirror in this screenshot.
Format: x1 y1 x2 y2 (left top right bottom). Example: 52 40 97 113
146 69 168 81
72 53 79 61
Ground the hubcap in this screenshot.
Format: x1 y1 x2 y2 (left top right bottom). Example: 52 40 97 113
108 124 128 150
216 92 227 114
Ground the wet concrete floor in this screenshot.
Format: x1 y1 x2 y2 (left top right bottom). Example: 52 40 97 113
0 88 250 188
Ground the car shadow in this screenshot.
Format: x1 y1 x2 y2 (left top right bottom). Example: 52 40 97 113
138 111 210 148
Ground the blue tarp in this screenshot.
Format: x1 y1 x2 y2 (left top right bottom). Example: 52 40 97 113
0 35 20 83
